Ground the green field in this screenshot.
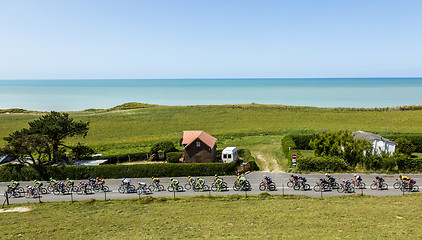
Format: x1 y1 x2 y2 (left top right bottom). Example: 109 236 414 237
1 193 422 239
1 104 422 171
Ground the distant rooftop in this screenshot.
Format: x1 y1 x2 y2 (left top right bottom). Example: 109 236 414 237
353 131 395 144
181 131 217 148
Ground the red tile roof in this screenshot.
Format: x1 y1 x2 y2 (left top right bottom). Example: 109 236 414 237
182 131 217 148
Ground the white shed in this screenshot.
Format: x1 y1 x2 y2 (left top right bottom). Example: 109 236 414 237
353 131 396 155
221 147 239 163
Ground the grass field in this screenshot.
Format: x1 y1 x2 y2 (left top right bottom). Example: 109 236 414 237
1 193 421 239
1 104 422 157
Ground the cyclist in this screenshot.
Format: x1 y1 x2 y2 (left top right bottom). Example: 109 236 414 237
290 174 299 185
196 177 205 191
215 176 223 191
122 177 132 188
34 180 43 189
188 176 196 185
214 174 223 184
49 177 56 184
170 178 179 189
375 176 384 189
264 175 272 185
298 176 307 187
238 174 246 185
11 180 20 188
151 176 160 184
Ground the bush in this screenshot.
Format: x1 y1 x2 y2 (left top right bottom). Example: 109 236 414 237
166 152 182 163
238 149 259 171
296 156 351 172
289 134 315 150
281 135 296 157
395 137 416 156
150 141 177 154
0 162 238 181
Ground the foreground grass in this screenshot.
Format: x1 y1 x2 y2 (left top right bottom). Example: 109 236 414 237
1 194 421 239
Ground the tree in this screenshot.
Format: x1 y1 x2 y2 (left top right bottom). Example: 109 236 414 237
0 134 52 165
2 111 90 163
309 130 371 167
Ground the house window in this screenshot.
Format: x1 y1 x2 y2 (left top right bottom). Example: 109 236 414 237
228 154 232 159
196 141 200 147
223 154 227 159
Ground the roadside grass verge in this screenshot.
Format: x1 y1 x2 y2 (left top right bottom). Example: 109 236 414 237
1 193 422 239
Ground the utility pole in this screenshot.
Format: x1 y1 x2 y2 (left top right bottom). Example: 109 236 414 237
386 109 391 137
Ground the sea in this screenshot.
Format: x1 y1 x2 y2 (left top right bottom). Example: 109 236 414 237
0 78 421 111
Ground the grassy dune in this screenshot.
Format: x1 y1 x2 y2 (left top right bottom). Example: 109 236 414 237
1 194 421 239
1 104 422 155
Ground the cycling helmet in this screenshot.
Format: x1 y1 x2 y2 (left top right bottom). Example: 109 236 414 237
354 174 357 177
170 178 173 181
215 174 218 177
26 185 29 187
325 173 328 176
291 175 294 177
188 176 191 178
375 176 379 179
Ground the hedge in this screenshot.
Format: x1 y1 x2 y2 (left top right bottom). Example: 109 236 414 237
238 149 259 171
296 156 351 172
107 152 149 164
0 162 238 182
388 134 422 153
397 157 422 172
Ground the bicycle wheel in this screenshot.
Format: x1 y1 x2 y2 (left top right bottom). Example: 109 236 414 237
337 185 344 193
303 184 310 191
184 183 192 190
203 185 209 191
412 185 419 192
358 182 366 189
85 188 92 194
211 184 218 192
382 183 388 190
287 181 294 188
370 183 377 190
349 185 355 193
25 192 31 198
129 185 136 193
177 186 184 192
233 183 240 191
332 182 339 189
313 185 321 192
167 186 174 192
40 188 47 194
118 186 125 194
269 182 277 191
53 189 61 195
393 182 400 189
157 185 164 191
93 185 101 193
259 183 266 191
47 185 54 192
193 185 200 192
76 187 84 195
102 186 110 192
293 184 300 191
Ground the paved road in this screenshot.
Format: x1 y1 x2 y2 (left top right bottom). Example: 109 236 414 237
1 172 421 204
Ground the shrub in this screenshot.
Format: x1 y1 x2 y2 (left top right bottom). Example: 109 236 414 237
107 152 149 164
150 141 177 154
395 137 416 156
289 134 315 150
296 156 350 172
281 135 296 157
166 152 182 163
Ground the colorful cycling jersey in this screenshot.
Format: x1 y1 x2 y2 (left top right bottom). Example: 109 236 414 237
172 179 179 185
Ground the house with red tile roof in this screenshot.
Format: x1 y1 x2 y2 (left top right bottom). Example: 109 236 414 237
180 131 217 163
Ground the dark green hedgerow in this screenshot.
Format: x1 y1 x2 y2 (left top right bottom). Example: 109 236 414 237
296 156 351 172
0 162 238 181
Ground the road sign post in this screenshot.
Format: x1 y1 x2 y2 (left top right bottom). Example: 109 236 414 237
292 154 297 167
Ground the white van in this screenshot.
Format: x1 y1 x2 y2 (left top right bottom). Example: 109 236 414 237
221 147 239 163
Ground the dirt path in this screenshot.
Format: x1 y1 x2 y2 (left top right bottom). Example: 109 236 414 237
252 150 284 173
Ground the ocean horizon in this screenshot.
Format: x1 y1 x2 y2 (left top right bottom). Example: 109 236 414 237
1 78 422 111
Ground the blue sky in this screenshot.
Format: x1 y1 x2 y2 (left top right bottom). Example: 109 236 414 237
0 0 421 79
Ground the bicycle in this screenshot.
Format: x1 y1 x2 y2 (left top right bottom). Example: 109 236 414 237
370 180 388 190
337 182 355 193
211 181 228 192
167 183 183 192
184 179 196 190
148 182 165 192
25 186 40 198
259 181 277 191
400 182 419 192
118 183 136 193
193 182 209 192
76 182 93 195
313 182 331 192
137 182 152 195
53 182 69 195
393 179 403 189
233 180 251 191
293 182 310 191
4 185 23 198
